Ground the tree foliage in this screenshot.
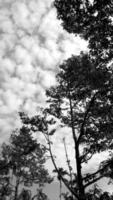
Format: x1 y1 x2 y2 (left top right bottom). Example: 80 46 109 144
47 1 113 197
46 53 113 156
54 0 113 65
1 1 112 200
19 53 113 200
0 121 52 200
45 53 113 199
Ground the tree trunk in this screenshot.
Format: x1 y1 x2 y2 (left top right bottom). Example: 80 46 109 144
71 122 86 200
69 94 86 200
75 144 86 200
14 177 20 200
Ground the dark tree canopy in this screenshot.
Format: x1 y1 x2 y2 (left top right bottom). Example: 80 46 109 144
54 0 113 65
0 123 52 200
20 53 113 200
3 1 112 199
46 53 113 199
1 126 51 186
46 53 113 155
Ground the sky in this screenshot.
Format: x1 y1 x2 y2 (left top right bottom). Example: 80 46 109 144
0 0 112 199
0 0 87 144
0 0 87 177
0 0 87 198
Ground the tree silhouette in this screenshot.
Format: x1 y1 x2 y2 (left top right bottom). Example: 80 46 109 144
45 53 113 199
12 2 113 199
0 123 52 200
31 188 49 200
20 53 113 200
54 0 113 66
52 1 113 198
18 188 31 200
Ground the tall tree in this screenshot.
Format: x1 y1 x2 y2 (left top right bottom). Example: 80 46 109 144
45 53 113 200
20 53 113 200
54 0 113 66
0 124 52 200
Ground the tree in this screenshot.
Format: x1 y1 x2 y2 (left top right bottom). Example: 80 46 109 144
52 1 113 198
54 0 113 66
44 53 113 200
0 123 52 200
18 189 31 200
19 53 113 200
31 188 49 200
0 175 12 200
18 188 49 200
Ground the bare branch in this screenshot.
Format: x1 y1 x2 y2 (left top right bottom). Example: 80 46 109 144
63 138 73 188
45 133 79 200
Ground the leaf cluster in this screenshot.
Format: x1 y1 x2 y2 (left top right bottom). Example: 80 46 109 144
54 0 113 65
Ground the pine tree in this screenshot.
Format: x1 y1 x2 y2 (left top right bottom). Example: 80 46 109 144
20 53 113 200
0 123 52 200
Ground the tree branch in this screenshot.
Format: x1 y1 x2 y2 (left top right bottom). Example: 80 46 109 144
83 161 111 188
83 168 103 182
68 91 77 145
83 162 110 181
63 138 73 189
77 92 98 144
45 133 79 200
84 174 103 188
80 152 93 164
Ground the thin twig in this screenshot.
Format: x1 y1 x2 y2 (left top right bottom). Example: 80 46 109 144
45 132 79 199
63 138 73 186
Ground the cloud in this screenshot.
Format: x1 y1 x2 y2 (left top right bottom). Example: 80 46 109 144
0 1 111 197
0 0 88 178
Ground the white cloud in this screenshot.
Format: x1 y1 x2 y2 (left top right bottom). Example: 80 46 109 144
38 8 61 40
38 70 56 88
14 45 31 64
0 0 88 178
0 0 111 196
0 58 15 75
11 2 30 29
